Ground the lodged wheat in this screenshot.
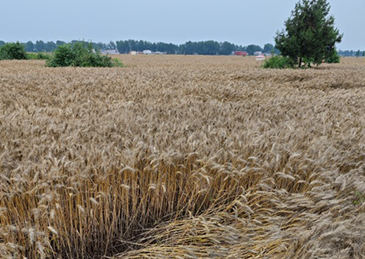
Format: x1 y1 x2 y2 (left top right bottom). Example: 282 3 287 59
0 56 364 258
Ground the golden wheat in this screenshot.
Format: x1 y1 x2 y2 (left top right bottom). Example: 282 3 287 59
0 56 364 258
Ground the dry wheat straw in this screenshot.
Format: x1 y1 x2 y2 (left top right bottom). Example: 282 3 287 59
0 57 364 258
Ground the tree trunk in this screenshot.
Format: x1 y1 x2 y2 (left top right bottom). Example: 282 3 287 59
298 57 302 68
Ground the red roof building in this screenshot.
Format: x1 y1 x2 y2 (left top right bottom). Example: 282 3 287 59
234 51 248 56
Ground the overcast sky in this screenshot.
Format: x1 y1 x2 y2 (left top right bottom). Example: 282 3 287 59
1 0 364 50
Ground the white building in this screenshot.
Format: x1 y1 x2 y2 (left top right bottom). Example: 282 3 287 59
143 50 152 55
256 54 265 61
101 49 119 55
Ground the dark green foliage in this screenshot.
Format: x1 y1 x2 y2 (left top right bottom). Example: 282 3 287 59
263 43 274 53
263 44 281 55
56 40 67 47
1 39 277 56
116 39 264 55
174 41 221 55
246 44 262 55
24 41 35 52
45 41 57 52
0 40 6 47
325 49 340 63
26 52 51 60
46 45 74 67
275 0 342 67
263 56 295 69
34 40 46 52
0 42 27 60
338 50 365 57
46 43 123 67
220 41 236 55
116 39 179 54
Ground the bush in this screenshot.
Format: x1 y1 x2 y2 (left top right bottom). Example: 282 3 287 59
0 42 27 60
46 43 123 67
111 58 123 67
263 55 294 69
26 52 51 60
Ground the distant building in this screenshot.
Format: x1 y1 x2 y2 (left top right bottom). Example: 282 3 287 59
143 50 152 55
129 50 167 55
256 54 265 61
101 49 119 55
234 51 248 56
254 51 263 56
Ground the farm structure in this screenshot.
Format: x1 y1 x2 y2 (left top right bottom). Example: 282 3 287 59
101 49 119 55
234 51 248 56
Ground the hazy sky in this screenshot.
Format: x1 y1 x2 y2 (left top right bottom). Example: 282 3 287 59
1 0 364 50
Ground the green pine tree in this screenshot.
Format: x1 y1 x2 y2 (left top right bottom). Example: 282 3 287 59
275 0 342 68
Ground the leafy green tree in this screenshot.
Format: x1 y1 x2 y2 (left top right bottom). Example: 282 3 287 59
275 0 342 67
46 42 122 67
363 51 365 57
263 43 274 53
0 40 5 47
56 40 67 47
128 40 137 52
219 41 235 55
45 41 57 52
356 50 361 57
179 41 195 55
0 42 27 60
108 41 116 50
116 39 245 55
24 41 35 52
116 41 130 53
200 41 220 55
246 44 262 55
35 40 46 52
155 42 178 54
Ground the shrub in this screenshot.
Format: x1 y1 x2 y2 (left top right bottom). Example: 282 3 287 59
26 52 51 60
263 55 294 69
0 42 27 60
111 57 123 67
46 43 123 67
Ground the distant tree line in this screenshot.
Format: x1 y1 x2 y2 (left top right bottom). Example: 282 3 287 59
0 40 279 56
338 49 365 57
0 39 362 57
0 40 116 53
115 40 280 55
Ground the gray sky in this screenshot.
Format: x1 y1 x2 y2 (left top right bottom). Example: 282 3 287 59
1 0 364 50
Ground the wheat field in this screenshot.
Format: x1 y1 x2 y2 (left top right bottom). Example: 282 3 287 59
0 56 364 258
